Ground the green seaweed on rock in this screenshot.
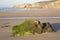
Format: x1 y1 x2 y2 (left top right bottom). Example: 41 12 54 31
12 19 54 37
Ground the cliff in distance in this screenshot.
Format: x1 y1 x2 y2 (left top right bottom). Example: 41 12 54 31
13 0 60 9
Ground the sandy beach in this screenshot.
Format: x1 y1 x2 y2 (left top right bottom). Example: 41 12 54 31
0 8 60 17
0 8 60 40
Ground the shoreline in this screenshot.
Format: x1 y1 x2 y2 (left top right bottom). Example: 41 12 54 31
0 9 60 17
0 16 60 19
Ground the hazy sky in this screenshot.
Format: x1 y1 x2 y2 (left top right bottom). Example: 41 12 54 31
0 0 50 7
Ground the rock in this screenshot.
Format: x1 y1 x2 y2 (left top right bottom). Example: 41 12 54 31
42 22 54 33
31 19 42 34
12 19 54 37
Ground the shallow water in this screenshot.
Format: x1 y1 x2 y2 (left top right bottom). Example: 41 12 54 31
0 8 40 11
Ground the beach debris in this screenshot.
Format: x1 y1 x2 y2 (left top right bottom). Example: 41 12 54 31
12 19 54 37
1 23 10 28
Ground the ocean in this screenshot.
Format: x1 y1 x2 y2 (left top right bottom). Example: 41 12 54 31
0 7 37 11
0 8 27 11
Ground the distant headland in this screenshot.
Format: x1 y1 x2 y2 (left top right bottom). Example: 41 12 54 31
13 0 60 9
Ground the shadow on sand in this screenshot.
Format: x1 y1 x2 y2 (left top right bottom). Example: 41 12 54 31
51 23 60 32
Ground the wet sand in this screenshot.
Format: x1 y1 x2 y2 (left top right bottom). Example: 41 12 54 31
0 8 60 17
0 26 60 40
0 8 60 40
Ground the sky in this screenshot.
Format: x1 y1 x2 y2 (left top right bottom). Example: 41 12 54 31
0 0 50 7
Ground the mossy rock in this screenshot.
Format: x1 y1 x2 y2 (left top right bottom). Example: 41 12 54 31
12 19 54 37
12 19 42 36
